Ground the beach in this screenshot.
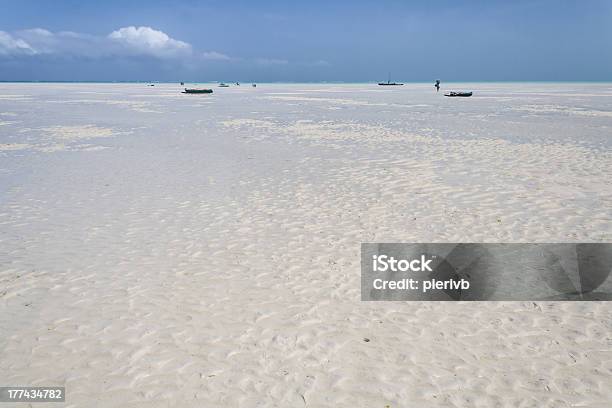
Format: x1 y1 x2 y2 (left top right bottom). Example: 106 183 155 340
1 82 612 407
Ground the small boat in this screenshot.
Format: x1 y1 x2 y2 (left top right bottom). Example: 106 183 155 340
252 84 257 87
219 83 230 87
444 91 472 97
180 82 184 85
182 88 213 94
378 72 403 86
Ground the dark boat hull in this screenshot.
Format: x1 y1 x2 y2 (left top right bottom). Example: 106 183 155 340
378 83 404 86
182 89 213 94
444 92 472 97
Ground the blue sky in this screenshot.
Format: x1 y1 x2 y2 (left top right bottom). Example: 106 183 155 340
1 0 611 82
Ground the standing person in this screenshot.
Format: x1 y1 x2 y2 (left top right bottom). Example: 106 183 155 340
435 79 441 92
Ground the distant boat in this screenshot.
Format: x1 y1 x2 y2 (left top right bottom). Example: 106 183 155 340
378 72 403 86
182 88 213 94
219 83 230 87
444 91 472 97
180 82 184 85
252 84 257 87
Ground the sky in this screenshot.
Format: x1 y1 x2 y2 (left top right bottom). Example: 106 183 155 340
1 0 611 82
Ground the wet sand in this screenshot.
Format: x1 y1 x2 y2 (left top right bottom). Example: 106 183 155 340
1 82 611 407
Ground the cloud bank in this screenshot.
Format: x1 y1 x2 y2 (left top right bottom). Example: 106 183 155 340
0 26 193 59
0 26 330 80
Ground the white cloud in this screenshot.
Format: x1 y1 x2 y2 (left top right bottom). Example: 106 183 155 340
202 51 231 60
108 26 191 58
0 31 36 55
21 28 53 37
15 28 102 56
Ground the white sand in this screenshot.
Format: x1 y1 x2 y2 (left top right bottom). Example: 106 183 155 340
1 82 611 407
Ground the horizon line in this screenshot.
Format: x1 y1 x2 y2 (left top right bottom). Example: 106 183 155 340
2 80 612 84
